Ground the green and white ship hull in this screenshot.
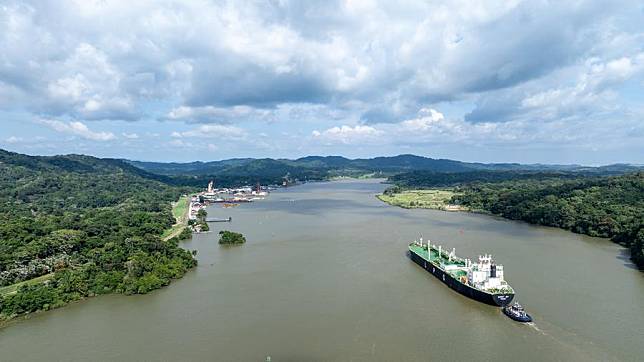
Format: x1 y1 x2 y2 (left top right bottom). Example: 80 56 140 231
408 240 514 307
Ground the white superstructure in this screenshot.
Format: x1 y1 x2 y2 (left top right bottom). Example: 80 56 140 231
467 254 508 291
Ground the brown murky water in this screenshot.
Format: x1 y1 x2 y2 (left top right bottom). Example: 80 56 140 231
1 180 642 361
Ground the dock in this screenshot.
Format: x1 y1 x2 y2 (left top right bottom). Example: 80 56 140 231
206 217 232 222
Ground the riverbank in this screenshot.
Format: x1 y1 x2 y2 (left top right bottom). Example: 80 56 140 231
328 173 383 181
376 189 469 211
378 182 642 271
0 196 197 326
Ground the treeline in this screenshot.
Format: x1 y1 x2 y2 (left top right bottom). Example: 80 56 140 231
389 170 601 188
451 172 643 269
386 170 644 269
0 150 197 320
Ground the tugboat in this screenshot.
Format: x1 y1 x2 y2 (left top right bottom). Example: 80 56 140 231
503 302 532 323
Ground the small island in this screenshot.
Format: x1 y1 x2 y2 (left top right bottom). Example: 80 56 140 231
218 230 246 245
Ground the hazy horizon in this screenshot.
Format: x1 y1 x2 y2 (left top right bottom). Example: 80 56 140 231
1 1 643 164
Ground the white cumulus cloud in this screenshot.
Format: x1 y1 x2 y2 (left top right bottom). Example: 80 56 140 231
400 108 445 131
38 119 116 141
171 124 247 140
312 125 383 145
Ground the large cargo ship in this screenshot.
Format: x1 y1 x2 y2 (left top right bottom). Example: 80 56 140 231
408 238 514 306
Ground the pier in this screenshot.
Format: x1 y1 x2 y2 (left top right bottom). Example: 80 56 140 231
206 217 232 222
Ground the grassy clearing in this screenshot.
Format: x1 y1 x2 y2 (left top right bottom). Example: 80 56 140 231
377 189 468 211
0 273 54 297
172 195 189 221
161 223 187 241
162 195 190 241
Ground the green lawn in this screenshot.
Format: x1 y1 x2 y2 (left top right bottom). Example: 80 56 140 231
377 189 467 211
162 195 190 240
0 273 54 297
172 195 189 221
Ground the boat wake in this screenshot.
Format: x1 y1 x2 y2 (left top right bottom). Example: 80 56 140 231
527 322 547 336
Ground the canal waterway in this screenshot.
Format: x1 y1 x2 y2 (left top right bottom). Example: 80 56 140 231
1 180 642 361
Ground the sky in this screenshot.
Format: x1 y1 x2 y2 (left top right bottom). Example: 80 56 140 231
1 0 643 165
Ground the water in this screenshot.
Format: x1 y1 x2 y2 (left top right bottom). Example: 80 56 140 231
1 180 643 361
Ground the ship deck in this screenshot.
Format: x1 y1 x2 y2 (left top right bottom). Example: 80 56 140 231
409 244 465 266
409 244 469 278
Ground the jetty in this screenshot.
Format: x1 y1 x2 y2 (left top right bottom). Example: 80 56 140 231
206 217 232 222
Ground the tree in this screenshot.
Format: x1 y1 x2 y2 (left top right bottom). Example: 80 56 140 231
197 208 207 221
218 230 246 245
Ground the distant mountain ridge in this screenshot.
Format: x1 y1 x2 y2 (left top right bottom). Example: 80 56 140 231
127 154 642 177
2 149 640 190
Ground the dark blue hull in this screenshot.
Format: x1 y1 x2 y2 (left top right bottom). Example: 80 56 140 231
503 308 532 322
409 251 514 307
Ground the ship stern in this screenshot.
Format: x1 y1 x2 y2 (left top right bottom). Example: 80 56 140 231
492 293 514 307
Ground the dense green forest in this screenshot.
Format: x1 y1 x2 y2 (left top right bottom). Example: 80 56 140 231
386 170 644 269
218 230 246 245
387 170 589 188
0 150 197 321
452 173 644 269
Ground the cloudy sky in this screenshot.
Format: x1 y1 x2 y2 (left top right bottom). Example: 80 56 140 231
1 0 643 164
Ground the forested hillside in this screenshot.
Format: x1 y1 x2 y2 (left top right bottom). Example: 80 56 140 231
452 172 644 269
385 169 644 269
387 170 585 189
0 149 197 321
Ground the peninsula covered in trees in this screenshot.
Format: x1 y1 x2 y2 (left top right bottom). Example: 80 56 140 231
0 150 197 322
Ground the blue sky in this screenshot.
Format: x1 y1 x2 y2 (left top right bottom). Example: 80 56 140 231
1 0 643 164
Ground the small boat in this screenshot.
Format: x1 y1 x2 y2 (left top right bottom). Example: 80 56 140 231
503 302 532 323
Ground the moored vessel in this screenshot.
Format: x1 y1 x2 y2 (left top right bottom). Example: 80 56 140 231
408 238 514 306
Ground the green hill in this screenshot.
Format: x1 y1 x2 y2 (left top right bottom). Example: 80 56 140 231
0 149 197 322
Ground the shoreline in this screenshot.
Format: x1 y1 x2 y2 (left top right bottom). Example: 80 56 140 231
375 189 640 271
0 195 198 327
375 189 470 212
